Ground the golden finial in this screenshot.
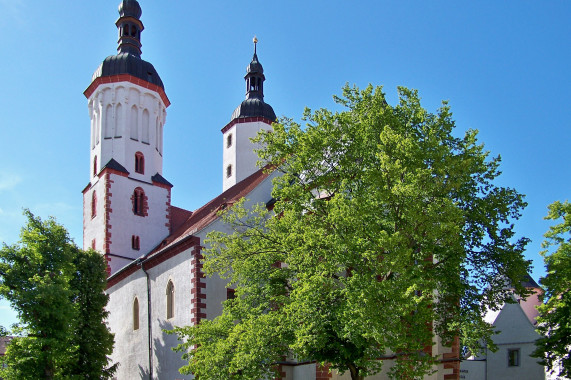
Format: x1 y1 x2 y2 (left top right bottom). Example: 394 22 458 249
253 36 258 44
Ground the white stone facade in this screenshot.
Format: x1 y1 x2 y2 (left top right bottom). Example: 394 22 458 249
87 82 167 180
83 80 171 276
461 288 546 380
222 119 273 192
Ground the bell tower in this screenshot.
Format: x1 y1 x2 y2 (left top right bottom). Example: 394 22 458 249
82 0 172 275
222 37 276 191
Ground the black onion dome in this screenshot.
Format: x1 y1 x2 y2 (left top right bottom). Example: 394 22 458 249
92 53 164 89
232 98 276 121
119 0 142 19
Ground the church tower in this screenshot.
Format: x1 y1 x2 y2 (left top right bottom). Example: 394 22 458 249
83 0 172 275
222 38 276 191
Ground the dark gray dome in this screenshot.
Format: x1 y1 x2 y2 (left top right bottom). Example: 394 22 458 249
231 98 276 121
92 53 164 89
246 53 263 74
119 0 142 19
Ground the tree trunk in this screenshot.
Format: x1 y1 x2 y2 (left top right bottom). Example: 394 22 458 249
348 363 365 380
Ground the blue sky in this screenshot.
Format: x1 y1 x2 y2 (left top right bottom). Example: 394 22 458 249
0 1 569 327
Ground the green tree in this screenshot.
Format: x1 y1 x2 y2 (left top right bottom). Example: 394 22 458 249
533 201 571 378
0 210 116 379
171 85 530 380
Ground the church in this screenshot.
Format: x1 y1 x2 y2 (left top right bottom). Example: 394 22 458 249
82 1 460 379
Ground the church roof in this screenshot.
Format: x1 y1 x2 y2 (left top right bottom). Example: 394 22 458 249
153 168 272 254
102 158 129 174
521 274 540 288
107 168 273 286
151 173 173 187
231 98 276 121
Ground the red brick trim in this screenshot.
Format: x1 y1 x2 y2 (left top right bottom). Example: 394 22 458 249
221 116 274 134
100 166 129 179
315 363 332 380
84 74 170 107
107 236 200 288
273 363 286 380
104 173 114 258
107 261 139 288
144 236 199 270
190 244 206 325
165 190 172 233
443 336 460 380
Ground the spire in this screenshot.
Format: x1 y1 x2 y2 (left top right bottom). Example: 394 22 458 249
229 37 276 121
116 0 144 57
245 36 265 100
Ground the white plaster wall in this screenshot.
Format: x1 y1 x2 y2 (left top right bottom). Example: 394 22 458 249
87 81 167 183
197 172 277 319
107 271 151 379
222 121 272 191
107 174 170 264
222 124 237 191
147 249 194 380
486 302 545 380
459 360 485 380
293 363 316 379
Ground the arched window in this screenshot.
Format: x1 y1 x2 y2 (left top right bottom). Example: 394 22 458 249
142 109 150 144
105 104 113 138
166 280 175 319
226 164 232 178
115 103 123 137
91 191 97 218
135 152 145 174
226 134 232 148
133 297 139 330
130 105 138 140
133 187 146 216
93 156 98 177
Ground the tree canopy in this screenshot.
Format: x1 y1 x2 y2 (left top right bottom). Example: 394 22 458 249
533 200 571 378
171 85 531 380
0 210 116 379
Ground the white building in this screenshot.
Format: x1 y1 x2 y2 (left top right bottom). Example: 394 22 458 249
83 1 461 379
460 277 546 380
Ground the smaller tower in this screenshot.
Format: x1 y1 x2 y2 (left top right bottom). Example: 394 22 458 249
222 37 276 191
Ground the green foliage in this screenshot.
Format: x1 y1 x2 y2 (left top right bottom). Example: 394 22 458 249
0 210 116 380
171 85 530 380
533 201 571 378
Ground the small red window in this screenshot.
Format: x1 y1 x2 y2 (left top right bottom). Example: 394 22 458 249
132 235 140 250
93 156 98 176
135 152 145 174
